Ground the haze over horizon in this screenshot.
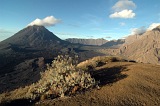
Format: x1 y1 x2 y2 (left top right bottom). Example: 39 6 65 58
0 0 160 41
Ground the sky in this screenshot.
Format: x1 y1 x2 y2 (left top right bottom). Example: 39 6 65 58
0 0 160 41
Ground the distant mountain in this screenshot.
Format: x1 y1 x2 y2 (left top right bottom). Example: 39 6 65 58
120 25 160 64
101 39 125 48
0 25 64 49
66 38 108 46
0 25 68 75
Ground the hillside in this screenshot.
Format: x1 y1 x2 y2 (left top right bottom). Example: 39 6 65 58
101 39 125 48
0 56 159 106
0 25 68 75
123 34 142 44
120 25 160 64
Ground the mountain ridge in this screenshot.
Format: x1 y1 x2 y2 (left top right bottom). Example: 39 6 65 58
120 25 160 64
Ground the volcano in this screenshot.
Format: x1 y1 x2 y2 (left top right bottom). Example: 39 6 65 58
0 25 64 49
0 25 68 75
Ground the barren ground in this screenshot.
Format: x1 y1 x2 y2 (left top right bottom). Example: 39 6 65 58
0 62 160 106
37 62 160 106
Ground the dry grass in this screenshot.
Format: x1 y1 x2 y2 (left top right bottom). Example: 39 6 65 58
0 56 160 106
37 62 160 106
77 56 127 70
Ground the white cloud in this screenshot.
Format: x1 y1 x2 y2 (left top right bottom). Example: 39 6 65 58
112 0 136 11
109 0 136 19
28 16 61 27
110 9 135 18
131 26 146 35
147 23 160 30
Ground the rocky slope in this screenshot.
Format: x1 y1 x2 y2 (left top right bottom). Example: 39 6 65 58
124 34 142 44
120 25 160 64
101 39 125 48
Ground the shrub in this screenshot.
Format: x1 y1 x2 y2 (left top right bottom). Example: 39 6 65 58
77 56 122 70
28 55 95 100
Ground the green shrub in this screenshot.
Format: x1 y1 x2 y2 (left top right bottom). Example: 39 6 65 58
28 55 95 100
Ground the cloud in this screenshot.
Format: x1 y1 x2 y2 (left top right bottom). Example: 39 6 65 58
112 0 136 11
28 16 61 27
147 23 160 30
110 9 135 18
109 0 136 19
129 23 160 36
131 26 146 35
